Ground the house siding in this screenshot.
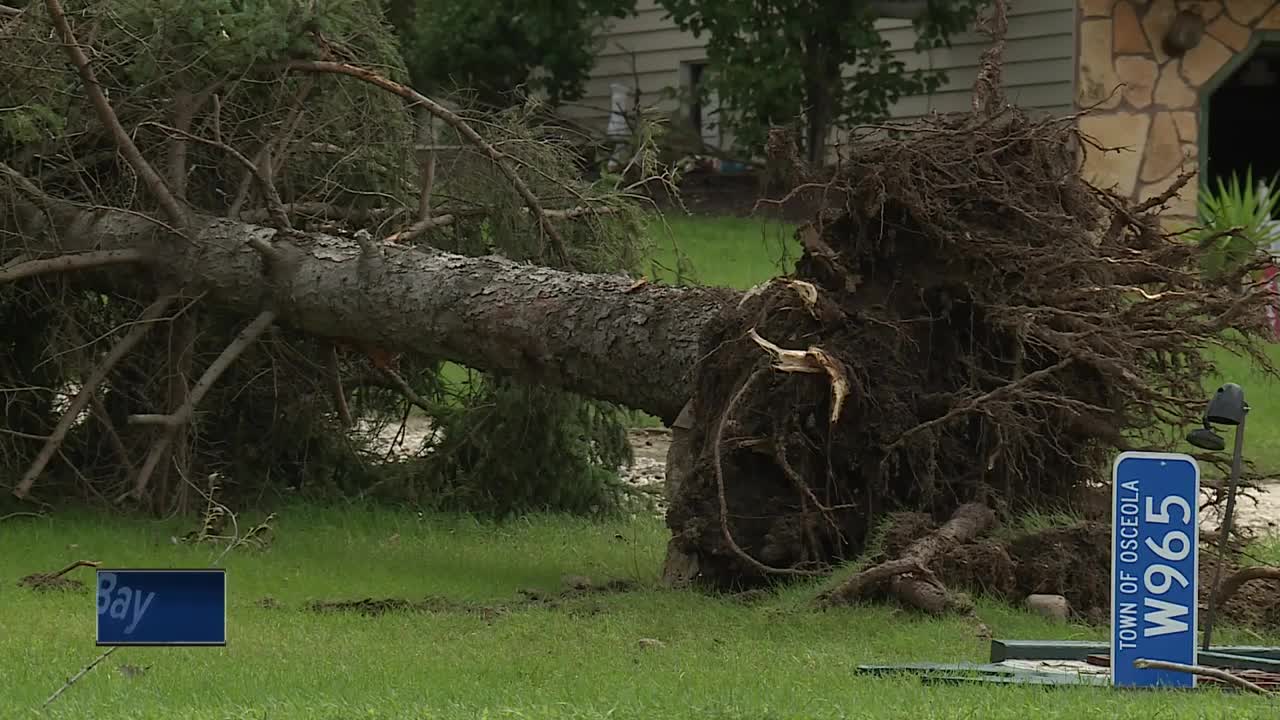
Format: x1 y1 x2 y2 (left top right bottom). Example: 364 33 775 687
560 0 1077 150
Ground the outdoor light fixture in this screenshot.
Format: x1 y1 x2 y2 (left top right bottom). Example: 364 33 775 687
1162 9 1205 58
1186 423 1226 452
1186 382 1249 651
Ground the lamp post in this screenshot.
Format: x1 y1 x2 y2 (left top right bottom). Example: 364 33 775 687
1184 383 1249 651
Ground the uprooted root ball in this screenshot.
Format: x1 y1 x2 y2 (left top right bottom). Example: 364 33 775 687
665 108 1275 589
957 521 1279 630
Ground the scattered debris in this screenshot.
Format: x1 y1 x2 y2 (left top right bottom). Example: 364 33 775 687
304 576 641 618
637 638 666 650
855 661 1109 688
865 639 1280 691
116 664 150 679
255 596 281 609
172 475 276 551
1132 659 1274 696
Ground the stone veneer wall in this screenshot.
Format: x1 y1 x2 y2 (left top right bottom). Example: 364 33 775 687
1077 0 1280 225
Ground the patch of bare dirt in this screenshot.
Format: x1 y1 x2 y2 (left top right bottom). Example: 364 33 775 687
303 576 641 618
15 560 100 593
17 573 85 592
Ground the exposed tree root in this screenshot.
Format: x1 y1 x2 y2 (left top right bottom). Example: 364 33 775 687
664 105 1276 591
816 503 995 612
1215 566 1280 609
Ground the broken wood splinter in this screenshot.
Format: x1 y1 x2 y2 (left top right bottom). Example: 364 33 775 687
747 328 850 425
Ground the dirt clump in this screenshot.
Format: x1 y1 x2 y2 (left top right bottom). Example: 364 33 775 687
15 560 100 593
1006 522 1111 617
934 541 1018 600
17 573 86 593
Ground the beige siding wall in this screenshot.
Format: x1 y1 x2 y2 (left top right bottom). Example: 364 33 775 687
873 0 1076 121
558 1 708 127
561 0 1076 151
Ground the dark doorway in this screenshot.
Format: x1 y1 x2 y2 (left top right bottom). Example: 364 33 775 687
1205 44 1280 193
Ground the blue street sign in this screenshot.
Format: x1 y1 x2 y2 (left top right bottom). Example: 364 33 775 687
1111 452 1199 688
96 569 226 646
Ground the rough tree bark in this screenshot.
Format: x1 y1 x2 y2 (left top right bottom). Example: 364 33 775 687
10 203 736 426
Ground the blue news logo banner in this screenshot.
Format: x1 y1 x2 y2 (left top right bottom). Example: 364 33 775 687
96 569 227 646
1111 452 1199 688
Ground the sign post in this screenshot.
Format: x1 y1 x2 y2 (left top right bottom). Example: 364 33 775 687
96 569 227 646
1111 451 1199 688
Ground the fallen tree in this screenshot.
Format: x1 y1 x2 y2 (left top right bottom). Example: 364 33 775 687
7 205 729 426
4 0 1279 610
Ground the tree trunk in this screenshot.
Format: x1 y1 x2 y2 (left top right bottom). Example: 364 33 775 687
801 32 839 167
18 205 735 425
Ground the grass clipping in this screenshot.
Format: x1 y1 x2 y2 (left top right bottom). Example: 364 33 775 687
667 108 1277 597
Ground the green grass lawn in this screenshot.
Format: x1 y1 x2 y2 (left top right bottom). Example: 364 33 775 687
5 506 1280 719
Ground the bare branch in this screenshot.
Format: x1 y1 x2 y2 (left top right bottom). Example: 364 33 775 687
416 107 437 222
327 344 353 427
126 414 183 426
376 366 432 415
1132 659 1273 696
0 4 22 16
42 648 120 708
129 310 277 501
0 250 149 284
62 321 139 478
166 89 196 198
383 214 456 243
89 391 136 477
228 77 315 219
971 0 1009 116
0 160 54 202
15 295 177 499
0 511 45 522
385 205 618 244
143 121 292 232
44 0 187 228
287 60 573 267
1214 565 1280 608
241 202 403 224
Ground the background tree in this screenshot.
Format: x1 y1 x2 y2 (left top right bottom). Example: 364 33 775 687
384 0 638 108
656 0 985 163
